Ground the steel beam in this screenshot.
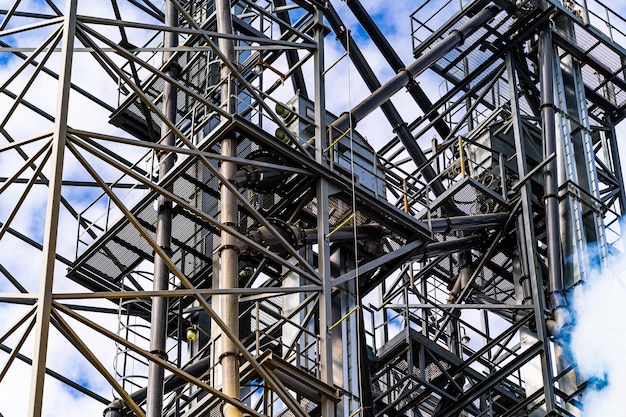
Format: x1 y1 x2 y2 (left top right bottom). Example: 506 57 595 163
329 5 500 136
314 6 336 417
507 51 556 414
323 2 447 196
27 1 76 415
346 0 451 140
274 0 308 98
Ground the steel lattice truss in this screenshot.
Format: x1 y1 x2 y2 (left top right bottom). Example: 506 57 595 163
1 0 626 416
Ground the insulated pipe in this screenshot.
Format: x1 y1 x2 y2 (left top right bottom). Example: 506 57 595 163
438 252 471 417
428 213 508 233
245 222 387 255
448 262 472 303
329 5 500 138
539 28 567 316
215 1 243 416
540 30 578 414
146 2 178 417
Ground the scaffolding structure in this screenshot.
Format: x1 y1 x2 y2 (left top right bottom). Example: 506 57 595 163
1 0 626 416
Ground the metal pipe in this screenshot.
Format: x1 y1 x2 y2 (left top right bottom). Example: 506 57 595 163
541 27 580 415
407 235 483 260
103 400 124 417
438 253 471 417
233 166 288 192
245 223 386 253
516 215 533 306
104 359 211 415
428 213 509 233
216 1 242 416
329 5 500 137
146 2 178 416
539 28 567 316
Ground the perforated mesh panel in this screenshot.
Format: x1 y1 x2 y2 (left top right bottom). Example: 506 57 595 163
70 155 221 290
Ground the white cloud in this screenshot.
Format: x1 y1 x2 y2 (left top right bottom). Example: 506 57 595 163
571 251 626 417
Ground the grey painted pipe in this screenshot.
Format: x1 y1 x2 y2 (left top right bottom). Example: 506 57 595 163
146 2 178 417
103 360 211 415
428 213 509 233
539 28 566 312
330 5 500 136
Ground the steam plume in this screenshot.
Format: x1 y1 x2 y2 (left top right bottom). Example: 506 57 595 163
570 252 626 416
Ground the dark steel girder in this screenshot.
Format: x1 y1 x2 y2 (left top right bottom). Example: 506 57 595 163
273 0 309 98
286 0 325 13
323 2 447 196
346 0 451 140
438 342 544 417
406 7 552 139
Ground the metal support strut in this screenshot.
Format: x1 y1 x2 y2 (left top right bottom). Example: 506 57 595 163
27 1 77 416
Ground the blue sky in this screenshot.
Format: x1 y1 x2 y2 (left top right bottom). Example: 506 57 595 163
1 1 626 416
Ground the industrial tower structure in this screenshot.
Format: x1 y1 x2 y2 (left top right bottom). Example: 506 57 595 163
1 0 625 416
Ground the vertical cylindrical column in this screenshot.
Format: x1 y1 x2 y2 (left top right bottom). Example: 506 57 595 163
215 1 241 416
539 28 567 317
515 215 533 306
146 2 178 417
541 25 580 416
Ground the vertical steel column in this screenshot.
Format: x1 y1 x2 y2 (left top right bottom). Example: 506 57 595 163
506 52 556 415
215 1 241 416
606 119 626 217
146 2 178 416
27 0 77 415
314 6 335 417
